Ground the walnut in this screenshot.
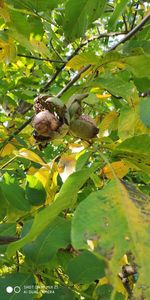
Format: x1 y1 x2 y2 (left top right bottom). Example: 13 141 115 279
32 110 61 137
69 115 99 139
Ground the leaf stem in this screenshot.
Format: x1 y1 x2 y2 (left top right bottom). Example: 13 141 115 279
0 156 16 170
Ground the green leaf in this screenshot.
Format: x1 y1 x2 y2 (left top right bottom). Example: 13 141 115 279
7 0 58 12
7 165 99 257
118 107 135 140
67 250 106 284
76 151 91 171
63 0 106 41
123 55 150 79
108 0 129 29
113 134 150 174
9 11 31 37
94 284 125 300
0 273 35 300
123 40 150 55
41 286 76 300
71 179 150 296
27 16 44 36
134 77 150 92
93 284 114 300
25 175 47 206
0 182 31 211
22 217 71 264
94 73 139 104
140 97 150 129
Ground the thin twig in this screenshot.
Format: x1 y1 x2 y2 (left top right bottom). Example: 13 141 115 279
49 38 64 62
109 13 150 51
122 14 128 32
17 54 65 63
40 67 64 93
130 2 140 30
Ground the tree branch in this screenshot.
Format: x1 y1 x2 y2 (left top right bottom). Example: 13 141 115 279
41 31 127 93
17 54 65 63
110 13 150 51
56 64 91 98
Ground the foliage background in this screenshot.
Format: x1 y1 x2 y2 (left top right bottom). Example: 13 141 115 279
0 0 150 299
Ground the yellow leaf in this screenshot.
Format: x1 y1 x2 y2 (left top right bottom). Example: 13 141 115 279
98 277 109 285
96 93 111 99
0 38 16 64
102 161 129 179
27 167 38 175
0 143 16 157
45 162 58 205
34 166 51 188
120 254 128 266
17 148 45 165
90 87 100 92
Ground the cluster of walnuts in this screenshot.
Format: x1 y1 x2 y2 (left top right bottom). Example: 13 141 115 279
32 94 99 144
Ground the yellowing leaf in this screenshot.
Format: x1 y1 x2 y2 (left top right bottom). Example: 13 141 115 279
0 38 16 64
27 167 38 175
118 107 135 140
99 277 109 285
45 162 58 205
0 6 10 22
102 161 129 179
58 154 76 182
34 166 51 188
96 93 111 99
0 0 4 7
90 87 100 92
99 111 118 137
17 148 45 165
66 52 99 70
30 39 51 58
0 143 16 157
